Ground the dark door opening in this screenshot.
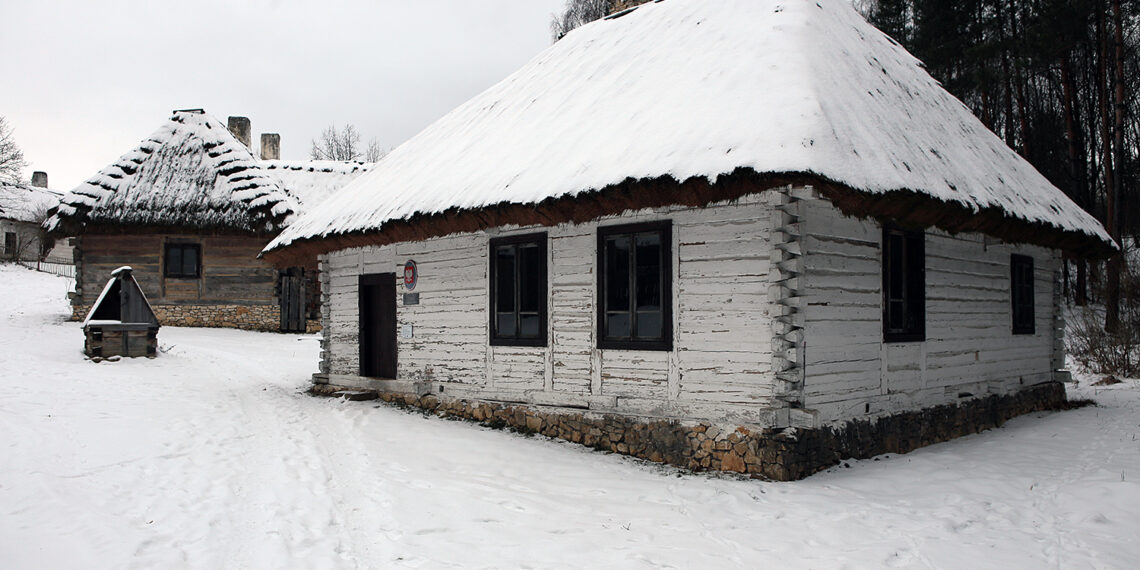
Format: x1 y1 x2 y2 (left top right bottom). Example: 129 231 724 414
279 268 306 332
359 273 397 378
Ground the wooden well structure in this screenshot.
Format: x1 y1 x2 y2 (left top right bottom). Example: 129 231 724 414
83 266 160 358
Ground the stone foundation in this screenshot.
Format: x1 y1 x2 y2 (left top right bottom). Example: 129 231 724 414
152 304 280 331
318 382 1070 481
70 302 318 333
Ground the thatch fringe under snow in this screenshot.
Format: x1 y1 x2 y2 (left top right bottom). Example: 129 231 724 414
45 110 297 236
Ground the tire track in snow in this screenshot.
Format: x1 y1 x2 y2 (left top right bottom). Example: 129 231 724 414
124 336 399 569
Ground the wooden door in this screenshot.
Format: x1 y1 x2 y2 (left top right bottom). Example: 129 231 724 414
359 273 397 378
279 269 305 332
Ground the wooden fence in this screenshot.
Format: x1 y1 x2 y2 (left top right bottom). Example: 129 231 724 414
17 259 76 279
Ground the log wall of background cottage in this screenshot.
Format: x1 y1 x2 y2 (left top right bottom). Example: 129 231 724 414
0 219 49 262
314 186 1064 430
72 233 294 331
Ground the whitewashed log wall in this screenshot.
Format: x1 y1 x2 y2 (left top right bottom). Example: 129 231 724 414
320 192 782 425
799 191 1062 425
0 219 48 262
316 185 1066 429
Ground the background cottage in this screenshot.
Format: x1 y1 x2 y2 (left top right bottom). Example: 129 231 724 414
46 110 372 333
0 174 66 263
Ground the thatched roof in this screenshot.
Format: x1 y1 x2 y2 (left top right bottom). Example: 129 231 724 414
264 0 1112 262
0 180 61 224
45 110 297 236
261 160 374 211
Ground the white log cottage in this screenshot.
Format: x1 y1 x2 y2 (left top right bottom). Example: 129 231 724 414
1 178 63 262
262 0 1115 479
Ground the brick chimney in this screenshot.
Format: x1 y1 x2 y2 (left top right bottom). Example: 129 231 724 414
227 116 251 148
260 133 281 160
31 171 48 188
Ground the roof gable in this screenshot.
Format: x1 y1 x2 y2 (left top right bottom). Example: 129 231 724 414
46 110 297 235
266 0 1110 255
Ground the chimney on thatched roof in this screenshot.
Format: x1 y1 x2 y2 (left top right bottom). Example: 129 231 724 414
228 116 251 148
31 171 47 188
261 133 281 160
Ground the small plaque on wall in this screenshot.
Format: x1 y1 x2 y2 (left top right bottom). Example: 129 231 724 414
403 293 420 305
403 259 418 290
401 324 414 339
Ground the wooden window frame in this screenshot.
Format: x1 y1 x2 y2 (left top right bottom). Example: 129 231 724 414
597 220 672 351
882 226 925 343
1011 254 1035 335
489 232 548 347
163 242 201 279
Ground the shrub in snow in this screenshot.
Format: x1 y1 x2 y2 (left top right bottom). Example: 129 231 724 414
1069 252 1140 377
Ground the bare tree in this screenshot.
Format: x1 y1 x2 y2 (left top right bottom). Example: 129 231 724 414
1104 0 1128 333
310 124 387 163
310 124 362 161
364 138 387 162
551 0 610 41
4 202 53 262
0 116 27 184
550 0 653 41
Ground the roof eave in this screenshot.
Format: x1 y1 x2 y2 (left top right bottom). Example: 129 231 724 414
261 169 1114 268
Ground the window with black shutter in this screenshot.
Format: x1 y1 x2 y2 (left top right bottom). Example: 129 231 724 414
882 227 924 342
489 233 547 346
598 221 671 351
164 243 201 278
1011 254 1035 335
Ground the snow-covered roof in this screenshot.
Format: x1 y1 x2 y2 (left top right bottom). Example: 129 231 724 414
261 160 374 212
0 180 62 224
265 0 1112 256
45 110 297 236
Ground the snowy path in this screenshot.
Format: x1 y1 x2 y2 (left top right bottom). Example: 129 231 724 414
2 264 1138 568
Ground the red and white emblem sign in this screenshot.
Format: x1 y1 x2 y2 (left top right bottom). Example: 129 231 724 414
403 260 418 290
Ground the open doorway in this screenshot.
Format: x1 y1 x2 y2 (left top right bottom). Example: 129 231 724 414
359 273 397 378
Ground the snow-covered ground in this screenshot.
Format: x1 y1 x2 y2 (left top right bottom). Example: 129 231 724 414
2 263 1138 569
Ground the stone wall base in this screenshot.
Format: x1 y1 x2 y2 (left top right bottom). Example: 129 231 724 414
70 302 313 333
318 382 1071 481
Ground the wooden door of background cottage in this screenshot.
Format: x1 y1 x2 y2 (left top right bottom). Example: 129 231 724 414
278 268 306 332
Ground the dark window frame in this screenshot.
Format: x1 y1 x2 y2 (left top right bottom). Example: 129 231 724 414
597 220 672 351
1011 254 1035 335
488 232 548 347
882 226 925 343
4 231 16 257
164 242 201 279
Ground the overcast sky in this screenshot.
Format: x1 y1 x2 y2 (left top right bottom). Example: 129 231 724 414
0 0 565 190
